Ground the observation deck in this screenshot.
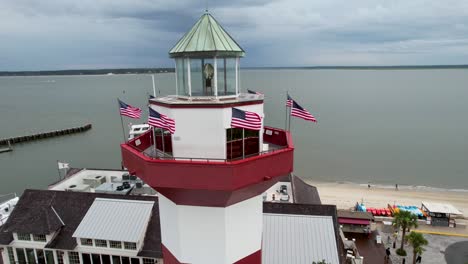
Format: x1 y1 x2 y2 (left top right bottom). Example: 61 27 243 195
120 126 294 206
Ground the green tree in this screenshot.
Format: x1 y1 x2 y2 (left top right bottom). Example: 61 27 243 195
393 210 418 254
312 261 328 264
406 232 428 264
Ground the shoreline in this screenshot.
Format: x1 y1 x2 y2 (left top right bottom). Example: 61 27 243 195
305 179 468 217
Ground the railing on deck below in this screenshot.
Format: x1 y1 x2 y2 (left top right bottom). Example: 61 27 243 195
125 126 292 163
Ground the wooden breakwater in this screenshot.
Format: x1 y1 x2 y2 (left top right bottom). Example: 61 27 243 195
0 141 13 153
0 124 92 145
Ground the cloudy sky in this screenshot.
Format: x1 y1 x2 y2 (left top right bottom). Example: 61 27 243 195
1 0 468 70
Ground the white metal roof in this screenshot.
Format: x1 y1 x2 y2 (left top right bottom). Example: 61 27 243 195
73 198 154 242
421 201 462 215
262 213 340 264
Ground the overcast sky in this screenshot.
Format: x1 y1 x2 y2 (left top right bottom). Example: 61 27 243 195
1 0 468 70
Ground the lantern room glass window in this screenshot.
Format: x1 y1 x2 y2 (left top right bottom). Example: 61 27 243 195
191 58 215 96
176 58 189 96
190 59 202 96
217 58 237 96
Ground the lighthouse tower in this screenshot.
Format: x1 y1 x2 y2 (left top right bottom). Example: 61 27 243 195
121 12 294 264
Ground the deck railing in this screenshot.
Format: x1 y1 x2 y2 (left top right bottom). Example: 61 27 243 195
125 126 292 163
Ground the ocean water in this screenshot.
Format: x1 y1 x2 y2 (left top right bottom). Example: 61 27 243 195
0 69 467 195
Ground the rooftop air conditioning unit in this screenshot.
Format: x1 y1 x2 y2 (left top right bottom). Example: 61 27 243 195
66 184 91 192
83 175 107 188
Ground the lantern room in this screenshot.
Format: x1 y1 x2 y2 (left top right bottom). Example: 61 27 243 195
169 12 245 98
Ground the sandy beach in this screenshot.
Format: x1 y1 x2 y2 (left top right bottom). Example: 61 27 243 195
306 180 468 217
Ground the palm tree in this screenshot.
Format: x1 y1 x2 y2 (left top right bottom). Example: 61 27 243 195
393 210 418 253
406 231 428 264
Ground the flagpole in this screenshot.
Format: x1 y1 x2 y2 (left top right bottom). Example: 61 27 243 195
231 127 233 160
117 99 126 142
153 127 157 157
242 128 245 159
285 91 289 131
288 105 292 132
161 128 166 156
152 75 156 97
56 160 61 180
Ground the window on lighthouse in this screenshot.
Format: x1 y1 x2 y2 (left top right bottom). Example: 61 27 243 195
226 128 259 160
176 58 189 96
190 58 215 96
217 58 237 96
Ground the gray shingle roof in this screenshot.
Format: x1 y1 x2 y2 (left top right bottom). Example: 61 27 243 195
0 190 162 258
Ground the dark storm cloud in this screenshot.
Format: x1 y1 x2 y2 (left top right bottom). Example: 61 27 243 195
1 0 468 70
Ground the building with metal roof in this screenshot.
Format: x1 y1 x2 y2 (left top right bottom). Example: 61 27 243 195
73 198 154 243
262 214 340 264
0 190 163 264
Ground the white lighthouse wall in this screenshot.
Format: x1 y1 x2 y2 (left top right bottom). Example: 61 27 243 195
158 194 263 264
152 103 263 160
158 195 181 258
225 195 263 262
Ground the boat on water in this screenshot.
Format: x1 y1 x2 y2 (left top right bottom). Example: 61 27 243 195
0 194 19 226
128 123 150 140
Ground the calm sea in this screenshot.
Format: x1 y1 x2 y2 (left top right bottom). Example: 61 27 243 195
1 69 467 195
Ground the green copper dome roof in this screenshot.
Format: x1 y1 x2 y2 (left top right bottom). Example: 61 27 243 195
169 13 245 58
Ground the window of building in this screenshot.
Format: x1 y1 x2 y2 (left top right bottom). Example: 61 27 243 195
111 256 121 264
121 257 130 264
143 258 156 264
45 250 55 264
25 248 36 264
80 238 93 246
16 248 27 264
7 247 15 264
17 233 31 241
123 242 137 250
226 128 260 159
109 241 122 249
68 252 80 264
101 255 111 264
95 239 108 248
130 258 139 264
91 254 101 264
33 234 47 242
36 249 45 264
82 253 91 264
56 251 64 264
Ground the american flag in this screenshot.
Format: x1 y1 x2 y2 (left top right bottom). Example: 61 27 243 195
248 89 263 95
148 108 176 134
286 94 293 107
231 108 262 131
291 100 317 123
118 99 142 119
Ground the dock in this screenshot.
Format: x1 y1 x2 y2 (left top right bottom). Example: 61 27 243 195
0 124 92 147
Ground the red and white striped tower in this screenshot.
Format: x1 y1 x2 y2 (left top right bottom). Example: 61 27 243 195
121 12 294 264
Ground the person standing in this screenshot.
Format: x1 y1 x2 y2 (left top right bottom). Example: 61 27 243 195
395 184 398 190
416 255 422 263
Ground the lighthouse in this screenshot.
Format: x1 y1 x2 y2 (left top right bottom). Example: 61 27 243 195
121 12 294 264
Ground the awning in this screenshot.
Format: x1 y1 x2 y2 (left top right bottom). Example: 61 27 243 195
421 201 462 215
338 218 370 225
